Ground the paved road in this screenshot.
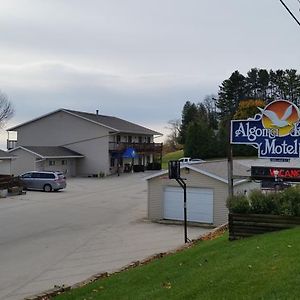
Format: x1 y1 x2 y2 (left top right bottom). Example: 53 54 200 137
0 172 211 300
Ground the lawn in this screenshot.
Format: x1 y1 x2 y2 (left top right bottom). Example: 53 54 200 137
161 150 183 169
54 228 300 300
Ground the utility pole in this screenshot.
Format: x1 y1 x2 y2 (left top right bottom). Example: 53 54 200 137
228 120 234 198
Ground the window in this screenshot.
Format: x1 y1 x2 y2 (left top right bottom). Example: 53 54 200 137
22 172 32 178
138 136 142 143
40 173 55 179
147 136 151 143
116 135 121 143
128 136 132 143
49 160 56 166
62 160 67 165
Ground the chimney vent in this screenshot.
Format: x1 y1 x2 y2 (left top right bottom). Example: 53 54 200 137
96 109 99 115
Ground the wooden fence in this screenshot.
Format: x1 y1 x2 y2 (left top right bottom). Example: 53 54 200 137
229 213 300 240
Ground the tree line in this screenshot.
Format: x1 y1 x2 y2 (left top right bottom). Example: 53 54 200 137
165 68 300 159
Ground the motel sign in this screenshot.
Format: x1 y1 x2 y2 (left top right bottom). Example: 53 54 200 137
231 100 300 159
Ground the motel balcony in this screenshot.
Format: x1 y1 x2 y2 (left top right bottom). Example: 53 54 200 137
109 142 163 154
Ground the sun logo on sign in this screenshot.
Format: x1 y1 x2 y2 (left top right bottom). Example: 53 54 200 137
258 100 300 137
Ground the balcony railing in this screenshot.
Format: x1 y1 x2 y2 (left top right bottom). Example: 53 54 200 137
109 142 163 153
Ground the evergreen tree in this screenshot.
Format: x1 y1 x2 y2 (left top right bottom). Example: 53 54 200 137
217 71 247 121
284 69 300 104
257 69 270 100
184 120 216 159
179 101 199 144
203 95 218 130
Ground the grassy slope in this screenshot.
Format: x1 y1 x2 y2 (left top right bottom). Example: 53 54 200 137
54 228 300 300
161 150 184 169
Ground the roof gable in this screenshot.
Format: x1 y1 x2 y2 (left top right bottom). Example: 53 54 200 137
0 149 15 159
8 108 162 136
145 159 251 186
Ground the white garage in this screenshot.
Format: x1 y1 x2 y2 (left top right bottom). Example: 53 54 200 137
146 159 260 226
164 186 213 223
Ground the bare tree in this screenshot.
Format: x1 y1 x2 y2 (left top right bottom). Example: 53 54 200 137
164 119 182 153
0 91 14 127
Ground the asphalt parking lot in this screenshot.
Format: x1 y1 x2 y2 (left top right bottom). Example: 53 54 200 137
0 172 211 300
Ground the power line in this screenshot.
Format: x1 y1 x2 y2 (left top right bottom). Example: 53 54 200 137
279 0 300 27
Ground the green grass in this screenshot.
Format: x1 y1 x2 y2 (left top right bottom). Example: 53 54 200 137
161 150 184 169
54 228 300 300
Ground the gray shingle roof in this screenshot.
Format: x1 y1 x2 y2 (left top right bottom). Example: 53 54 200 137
145 159 252 184
65 109 162 135
21 146 84 158
190 159 251 182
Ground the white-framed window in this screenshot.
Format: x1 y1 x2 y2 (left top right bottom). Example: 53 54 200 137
49 160 56 166
62 160 68 165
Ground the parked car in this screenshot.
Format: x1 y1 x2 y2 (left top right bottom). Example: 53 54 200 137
189 158 205 164
178 157 204 164
178 157 192 164
20 171 67 192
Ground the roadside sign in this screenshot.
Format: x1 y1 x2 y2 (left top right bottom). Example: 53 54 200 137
231 100 300 159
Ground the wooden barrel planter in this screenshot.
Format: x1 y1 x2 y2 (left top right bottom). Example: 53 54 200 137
229 213 300 240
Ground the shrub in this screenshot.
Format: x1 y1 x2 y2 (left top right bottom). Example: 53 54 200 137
277 186 300 216
227 194 250 214
228 185 300 216
249 190 278 214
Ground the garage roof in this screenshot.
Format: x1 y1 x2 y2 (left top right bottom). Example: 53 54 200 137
9 146 84 159
145 159 251 185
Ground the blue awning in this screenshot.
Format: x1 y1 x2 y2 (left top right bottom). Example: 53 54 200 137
123 147 139 158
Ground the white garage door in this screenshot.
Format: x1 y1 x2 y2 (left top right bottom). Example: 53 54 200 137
164 186 213 223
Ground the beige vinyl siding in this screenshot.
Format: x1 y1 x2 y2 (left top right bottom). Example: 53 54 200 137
10 148 38 175
148 169 229 226
67 137 109 176
15 111 111 147
12 110 111 176
0 160 12 175
38 158 77 177
148 176 164 220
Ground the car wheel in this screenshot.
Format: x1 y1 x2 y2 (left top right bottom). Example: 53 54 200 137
43 184 52 192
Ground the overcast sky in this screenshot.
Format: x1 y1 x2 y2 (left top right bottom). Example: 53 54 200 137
0 0 299 148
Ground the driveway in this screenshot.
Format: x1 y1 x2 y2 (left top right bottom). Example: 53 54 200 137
0 172 211 300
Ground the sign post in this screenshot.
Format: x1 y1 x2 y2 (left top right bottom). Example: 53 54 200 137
227 121 234 198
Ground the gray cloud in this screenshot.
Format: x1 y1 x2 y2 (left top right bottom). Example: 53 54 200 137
0 0 299 149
